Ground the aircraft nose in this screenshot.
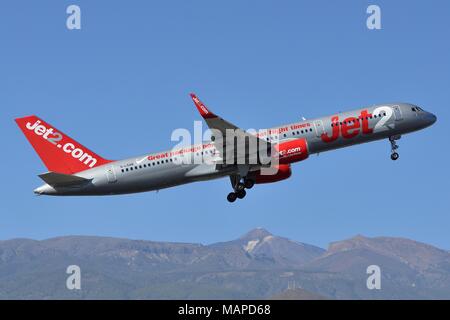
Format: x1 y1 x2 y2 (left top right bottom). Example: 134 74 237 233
426 112 437 126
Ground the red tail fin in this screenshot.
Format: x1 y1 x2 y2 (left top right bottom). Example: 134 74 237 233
15 115 112 174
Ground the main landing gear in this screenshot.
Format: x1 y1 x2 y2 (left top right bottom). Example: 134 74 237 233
227 175 255 203
389 135 401 161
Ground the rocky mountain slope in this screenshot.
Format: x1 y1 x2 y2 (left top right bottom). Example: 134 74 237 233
0 229 448 299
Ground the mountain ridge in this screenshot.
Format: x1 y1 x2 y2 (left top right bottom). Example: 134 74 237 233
0 228 449 299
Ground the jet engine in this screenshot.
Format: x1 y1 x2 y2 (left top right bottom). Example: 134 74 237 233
273 138 309 164
251 164 292 184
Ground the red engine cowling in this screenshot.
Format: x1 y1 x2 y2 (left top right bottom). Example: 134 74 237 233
273 138 309 164
251 164 292 184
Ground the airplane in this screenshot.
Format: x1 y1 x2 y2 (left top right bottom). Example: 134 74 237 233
15 94 436 202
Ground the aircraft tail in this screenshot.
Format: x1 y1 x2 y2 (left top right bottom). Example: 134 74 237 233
15 115 112 174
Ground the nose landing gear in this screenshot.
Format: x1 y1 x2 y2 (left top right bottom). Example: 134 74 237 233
391 152 399 161
389 136 401 161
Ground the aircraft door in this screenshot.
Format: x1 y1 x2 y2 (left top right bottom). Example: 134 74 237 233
314 120 325 138
106 166 117 183
393 105 403 121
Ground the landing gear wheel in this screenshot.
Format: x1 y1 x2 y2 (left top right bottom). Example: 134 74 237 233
227 192 237 203
244 179 255 189
236 189 246 199
391 152 399 161
389 136 401 161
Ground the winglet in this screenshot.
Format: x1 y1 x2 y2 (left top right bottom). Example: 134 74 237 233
190 93 217 119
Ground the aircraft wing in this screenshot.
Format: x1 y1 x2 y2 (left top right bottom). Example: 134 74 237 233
190 93 271 168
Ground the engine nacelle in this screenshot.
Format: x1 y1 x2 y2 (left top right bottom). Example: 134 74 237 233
251 164 292 184
273 138 309 164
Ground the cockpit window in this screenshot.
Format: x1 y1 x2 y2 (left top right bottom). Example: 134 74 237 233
411 107 417 112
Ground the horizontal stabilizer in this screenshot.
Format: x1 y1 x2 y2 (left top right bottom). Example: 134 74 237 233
38 172 90 187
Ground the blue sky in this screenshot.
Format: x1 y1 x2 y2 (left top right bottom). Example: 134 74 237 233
1 1 449 249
